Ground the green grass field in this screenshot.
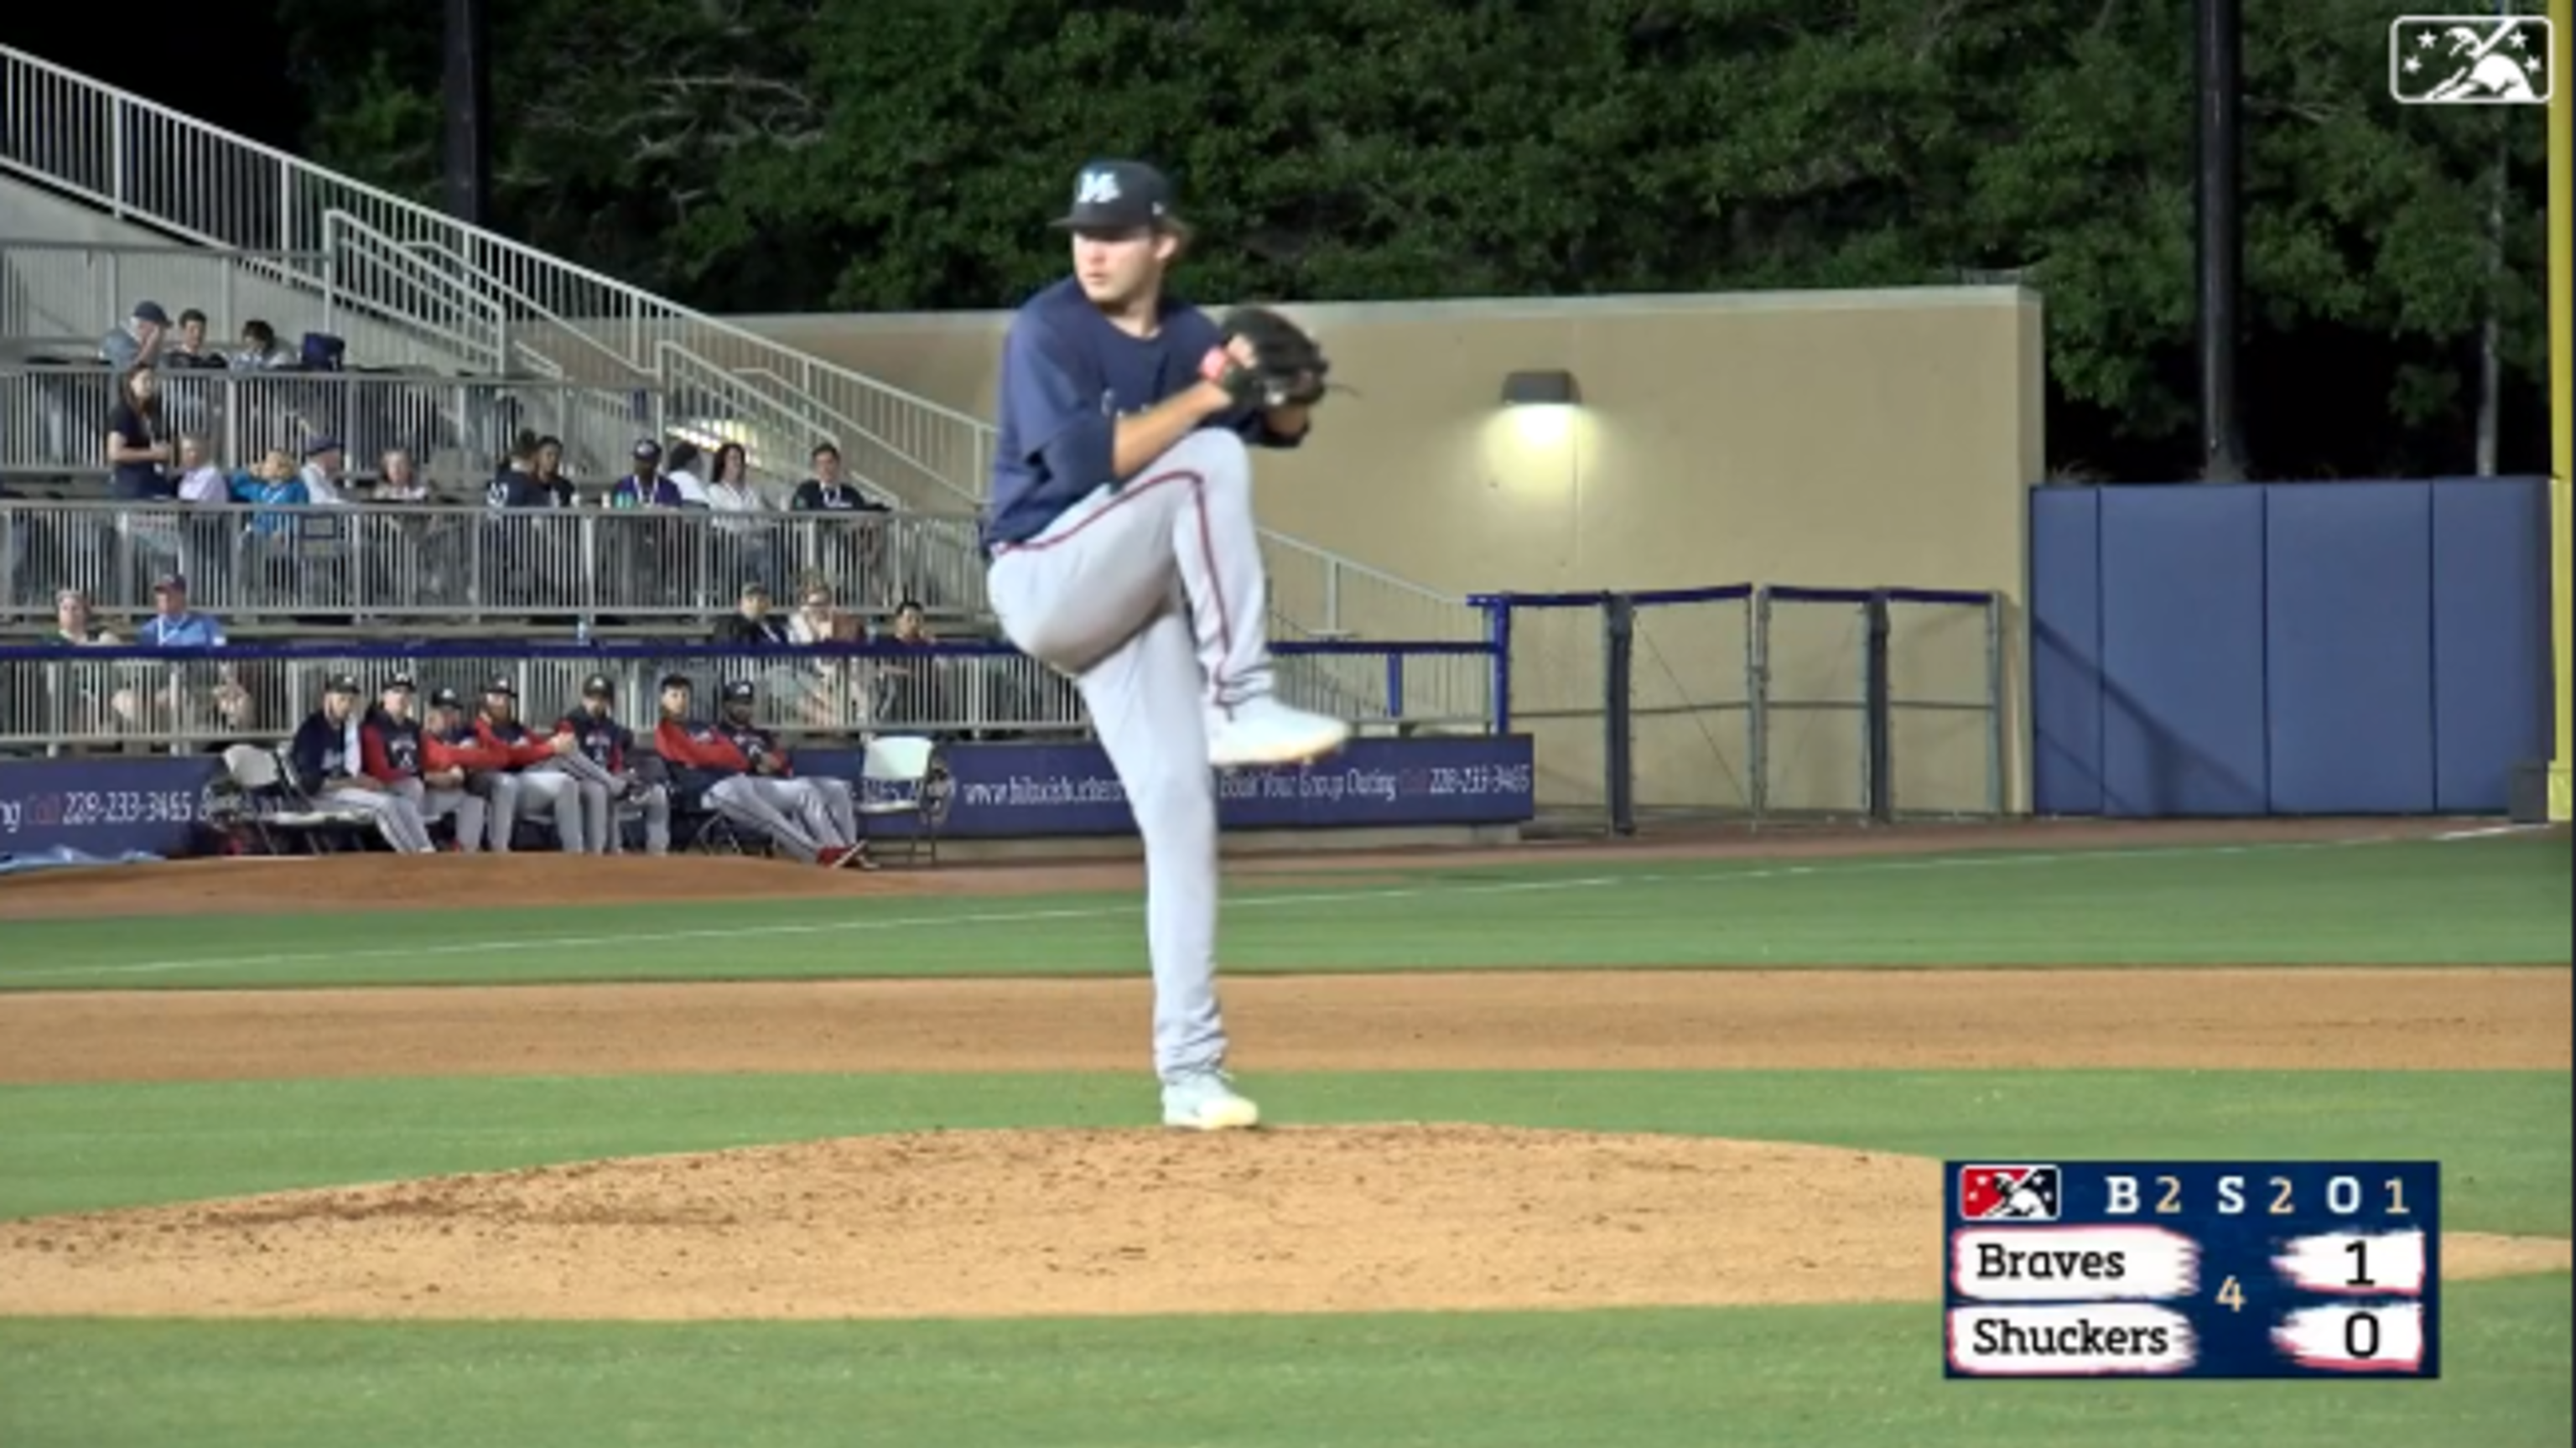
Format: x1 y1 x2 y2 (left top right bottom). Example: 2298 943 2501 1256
0 832 2568 1446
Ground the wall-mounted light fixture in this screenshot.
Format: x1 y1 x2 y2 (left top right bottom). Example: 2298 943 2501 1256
1499 370 1579 407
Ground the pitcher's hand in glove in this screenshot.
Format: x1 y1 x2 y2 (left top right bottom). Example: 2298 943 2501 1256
1201 306 1331 410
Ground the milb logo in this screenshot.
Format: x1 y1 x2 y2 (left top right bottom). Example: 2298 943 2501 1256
1960 1165 2062 1222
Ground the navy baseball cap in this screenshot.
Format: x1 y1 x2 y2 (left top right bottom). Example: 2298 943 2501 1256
324 672 360 696
633 439 662 460
428 687 462 709
382 674 416 693
483 675 517 697
132 300 169 325
1052 160 1181 232
582 673 615 698
722 679 756 702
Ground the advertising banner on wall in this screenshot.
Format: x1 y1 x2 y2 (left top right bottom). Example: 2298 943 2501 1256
0 756 226 861
801 734 1537 838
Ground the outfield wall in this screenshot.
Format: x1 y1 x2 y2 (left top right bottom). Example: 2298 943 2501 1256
2029 477 2555 817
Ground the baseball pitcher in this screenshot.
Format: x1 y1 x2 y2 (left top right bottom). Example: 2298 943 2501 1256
982 159 1352 1131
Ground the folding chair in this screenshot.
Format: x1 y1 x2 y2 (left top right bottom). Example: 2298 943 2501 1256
667 786 758 857
216 744 375 855
855 735 948 867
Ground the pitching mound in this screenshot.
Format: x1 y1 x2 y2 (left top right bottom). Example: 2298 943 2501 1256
1 1125 2565 1322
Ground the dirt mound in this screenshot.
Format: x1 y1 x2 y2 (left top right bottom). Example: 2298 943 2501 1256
0 1125 2562 1322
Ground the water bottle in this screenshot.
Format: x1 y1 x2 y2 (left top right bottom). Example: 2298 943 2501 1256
576 615 593 646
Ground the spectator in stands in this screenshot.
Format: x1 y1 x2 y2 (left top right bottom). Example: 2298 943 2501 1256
106 365 174 501
421 685 520 851
163 309 225 369
875 596 946 729
174 434 227 503
664 440 712 506
789 443 870 511
533 436 578 506
553 673 671 854
38 588 123 736
233 320 295 371
43 587 119 646
100 300 169 373
788 440 892 599
607 439 685 509
472 676 597 852
289 672 438 854
299 437 356 507
229 447 309 550
374 449 430 502
704 441 774 585
785 577 866 733
652 675 858 867
134 573 223 647
486 433 548 508
123 573 248 736
715 580 793 646
361 674 486 852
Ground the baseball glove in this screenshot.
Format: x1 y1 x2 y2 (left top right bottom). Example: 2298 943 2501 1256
1202 306 1331 409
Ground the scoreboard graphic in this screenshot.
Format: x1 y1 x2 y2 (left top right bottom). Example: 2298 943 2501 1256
1944 1161 2440 1378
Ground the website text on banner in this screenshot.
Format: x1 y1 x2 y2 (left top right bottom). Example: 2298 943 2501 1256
0 739 1535 859
1469 584 2006 833
0 639 1500 755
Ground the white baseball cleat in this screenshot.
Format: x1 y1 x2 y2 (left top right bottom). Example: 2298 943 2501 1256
1207 696 1351 769
1161 1072 1263 1131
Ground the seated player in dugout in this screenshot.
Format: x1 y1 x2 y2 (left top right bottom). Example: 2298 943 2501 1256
420 685 521 852
653 675 871 869
288 672 437 854
359 673 489 853
470 677 601 853
552 672 672 855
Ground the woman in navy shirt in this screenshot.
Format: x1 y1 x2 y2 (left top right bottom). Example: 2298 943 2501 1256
105 365 174 501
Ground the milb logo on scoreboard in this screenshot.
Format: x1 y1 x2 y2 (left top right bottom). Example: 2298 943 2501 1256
1945 1161 2442 1379
2390 16 2554 104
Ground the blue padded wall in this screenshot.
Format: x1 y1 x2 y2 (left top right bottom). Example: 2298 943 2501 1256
2097 486 2270 817
2430 478 2554 812
2028 487 2105 815
2263 483 2436 813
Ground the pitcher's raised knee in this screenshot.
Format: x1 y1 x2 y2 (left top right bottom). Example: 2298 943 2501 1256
1160 428 1250 493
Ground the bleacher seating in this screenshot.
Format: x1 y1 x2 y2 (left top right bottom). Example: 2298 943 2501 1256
0 44 1499 745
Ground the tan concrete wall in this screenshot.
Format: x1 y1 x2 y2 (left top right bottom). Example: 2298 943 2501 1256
725 288 2042 815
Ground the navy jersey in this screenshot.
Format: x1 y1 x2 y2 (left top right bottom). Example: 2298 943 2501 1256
558 708 631 772
984 278 1297 547
288 710 361 793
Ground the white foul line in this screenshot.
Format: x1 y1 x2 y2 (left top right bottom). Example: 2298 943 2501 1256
5 836 2397 983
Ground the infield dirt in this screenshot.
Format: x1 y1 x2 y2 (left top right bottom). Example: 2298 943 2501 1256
0 818 2564 1322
